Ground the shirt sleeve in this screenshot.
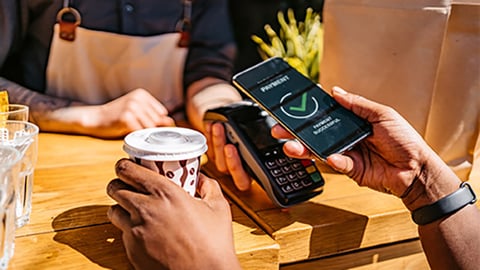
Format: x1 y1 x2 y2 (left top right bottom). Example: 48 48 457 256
183 0 237 90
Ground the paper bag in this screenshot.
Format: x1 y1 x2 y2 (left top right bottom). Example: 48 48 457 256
321 0 480 181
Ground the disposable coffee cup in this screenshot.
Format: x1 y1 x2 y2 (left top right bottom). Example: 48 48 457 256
123 127 207 196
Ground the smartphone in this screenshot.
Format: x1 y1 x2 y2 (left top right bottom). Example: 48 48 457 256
231 57 372 161
204 101 324 207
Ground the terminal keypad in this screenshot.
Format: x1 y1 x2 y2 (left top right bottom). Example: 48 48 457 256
263 147 323 196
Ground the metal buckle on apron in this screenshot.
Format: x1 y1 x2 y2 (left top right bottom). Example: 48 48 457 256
176 0 192 47
56 1 82 42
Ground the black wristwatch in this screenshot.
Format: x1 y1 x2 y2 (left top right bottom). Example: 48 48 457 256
411 182 477 226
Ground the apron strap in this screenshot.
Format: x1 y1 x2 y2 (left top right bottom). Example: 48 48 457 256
176 0 192 47
57 0 81 41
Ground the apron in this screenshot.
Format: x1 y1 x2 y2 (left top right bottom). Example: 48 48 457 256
320 0 480 181
46 7 188 114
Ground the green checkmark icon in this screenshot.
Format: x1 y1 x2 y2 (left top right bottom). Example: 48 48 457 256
289 93 308 112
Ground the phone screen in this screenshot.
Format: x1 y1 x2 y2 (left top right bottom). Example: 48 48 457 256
232 57 372 160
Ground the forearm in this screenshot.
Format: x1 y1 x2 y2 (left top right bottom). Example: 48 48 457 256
186 77 242 132
419 204 480 270
402 150 480 269
0 78 86 132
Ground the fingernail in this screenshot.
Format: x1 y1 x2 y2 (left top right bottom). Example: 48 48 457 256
225 146 234 158
291 141 301 152
289 140 304 155
212 123 221 136
332 86 347 95
328 154 343 163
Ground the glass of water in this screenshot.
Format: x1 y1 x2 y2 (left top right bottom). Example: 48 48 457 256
0 145 22 270
0 105 28 121
0 120 39 228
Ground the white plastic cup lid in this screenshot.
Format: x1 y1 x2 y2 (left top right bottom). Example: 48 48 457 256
123 127 207 161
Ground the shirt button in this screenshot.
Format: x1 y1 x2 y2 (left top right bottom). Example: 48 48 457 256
125 4 134 13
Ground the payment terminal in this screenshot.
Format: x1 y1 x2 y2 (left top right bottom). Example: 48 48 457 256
204 101 324 207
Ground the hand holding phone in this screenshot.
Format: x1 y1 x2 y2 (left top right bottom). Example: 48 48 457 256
232 57 372 161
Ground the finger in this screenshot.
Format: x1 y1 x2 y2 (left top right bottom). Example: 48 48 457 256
133 105 161 128
224 145 252 191
114 160 151 193
326 153 354 175
331 86 390 123
211 123 228 173
204 122 215 161
197 174 225 202
155 115 176 127
271 124 295 139
282 140 314 159
132 88 169 116
115 158 181 198
135 115 156 129
119 93 159 128
108 204 134 231
106 179 148 225
147 96 169 116
143 101 175 127
128 90 172 128
197 174 231 218
120 111 144 131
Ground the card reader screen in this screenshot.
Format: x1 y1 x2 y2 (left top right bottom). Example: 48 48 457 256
238 116 281 150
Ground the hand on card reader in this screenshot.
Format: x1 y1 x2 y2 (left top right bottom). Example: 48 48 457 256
204 101 324 207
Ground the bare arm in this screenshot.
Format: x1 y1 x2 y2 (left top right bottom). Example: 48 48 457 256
2 78 175 138
401 154 480 270
0 78 77 126
274 87 480 269
1 0 175 139
185 77 242 132
186 77 254 190
1 2 175 139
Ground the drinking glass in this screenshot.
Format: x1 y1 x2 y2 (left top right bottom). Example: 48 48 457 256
0 146 22 270
0 121 39 228
0 105 29 121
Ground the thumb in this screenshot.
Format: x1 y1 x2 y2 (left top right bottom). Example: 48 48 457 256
326 153 354 175
331 86 388 123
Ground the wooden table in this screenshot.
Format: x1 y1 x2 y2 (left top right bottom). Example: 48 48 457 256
204 159 480 269
8 132 479 269
9 133 279 270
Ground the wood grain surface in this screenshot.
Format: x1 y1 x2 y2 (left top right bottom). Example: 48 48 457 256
8 132 479 269
204 160 480 266
10 133 279 270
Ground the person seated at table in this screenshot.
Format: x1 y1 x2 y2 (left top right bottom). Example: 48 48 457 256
107 87 480 270
0 0 241 138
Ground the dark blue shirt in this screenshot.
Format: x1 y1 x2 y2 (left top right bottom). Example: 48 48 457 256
0 0 236 94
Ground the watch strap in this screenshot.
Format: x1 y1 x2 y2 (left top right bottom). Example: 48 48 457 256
411 182 477 226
